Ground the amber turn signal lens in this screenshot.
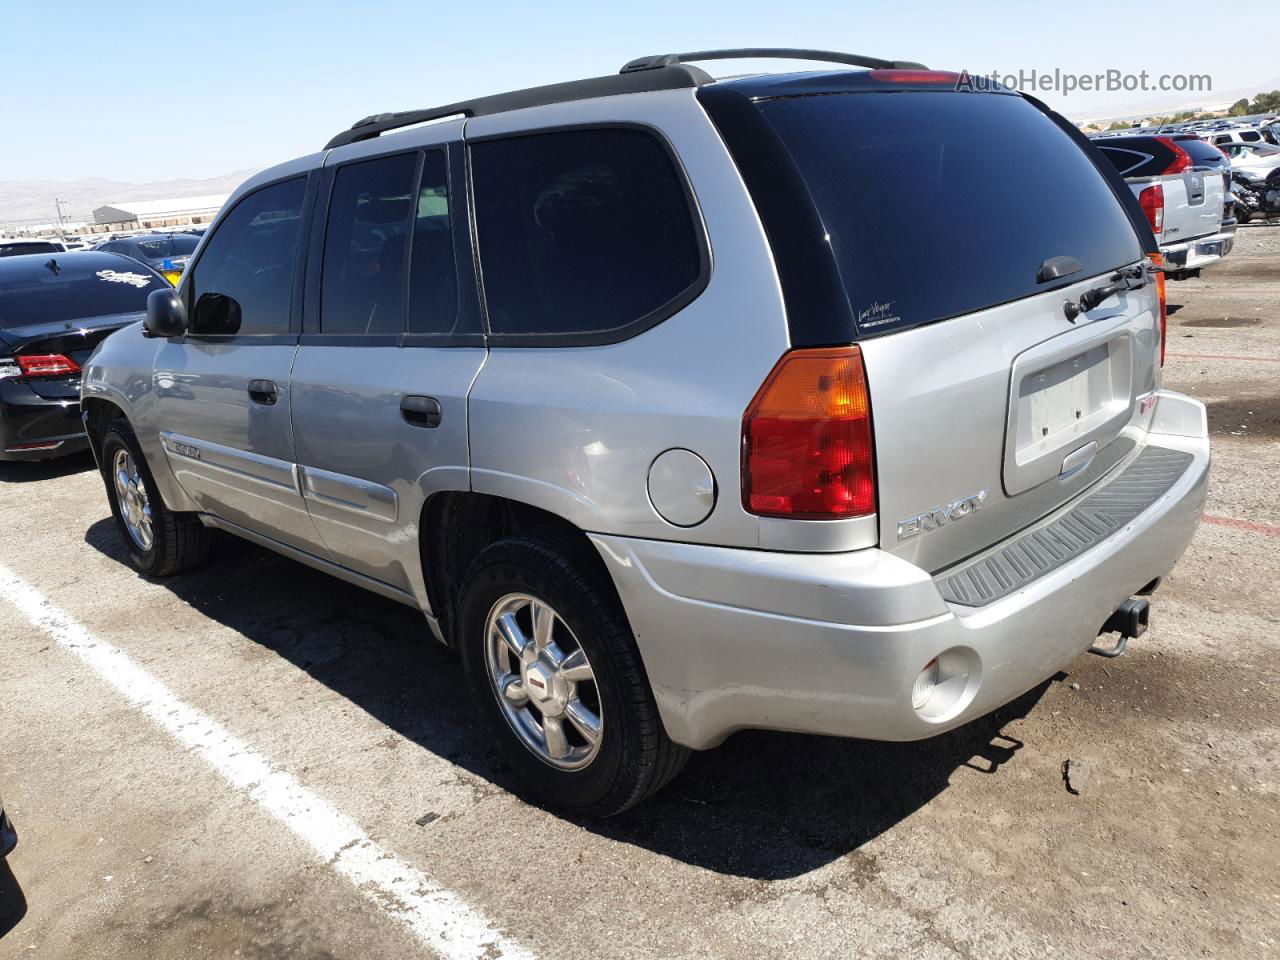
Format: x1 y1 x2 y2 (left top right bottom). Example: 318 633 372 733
742 346 876 519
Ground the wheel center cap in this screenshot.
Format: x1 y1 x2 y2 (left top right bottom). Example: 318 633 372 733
524 661 561 714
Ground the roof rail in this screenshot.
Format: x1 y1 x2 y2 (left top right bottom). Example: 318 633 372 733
324 65 711 150
620 48 928 75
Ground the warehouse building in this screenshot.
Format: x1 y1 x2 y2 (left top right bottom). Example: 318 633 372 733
92 194 228 230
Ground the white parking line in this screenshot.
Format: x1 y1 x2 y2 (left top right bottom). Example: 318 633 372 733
0 563 535 960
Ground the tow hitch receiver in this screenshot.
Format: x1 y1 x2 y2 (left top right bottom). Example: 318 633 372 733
1090 598 1150 658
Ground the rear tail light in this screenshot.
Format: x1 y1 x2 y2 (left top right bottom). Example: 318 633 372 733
1138 184 1165 235
1149 252 1167 366
15 354 81 379
1155 136 1193 174
742 345 876 519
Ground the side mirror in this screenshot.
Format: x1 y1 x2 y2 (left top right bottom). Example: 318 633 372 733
144 288 187 338
192 292 243 336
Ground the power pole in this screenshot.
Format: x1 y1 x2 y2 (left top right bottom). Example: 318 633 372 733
54 198 70 233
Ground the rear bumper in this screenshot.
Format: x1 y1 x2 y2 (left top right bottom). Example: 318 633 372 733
1161 226 1235 273
0 381 87 461
593 391 1209 750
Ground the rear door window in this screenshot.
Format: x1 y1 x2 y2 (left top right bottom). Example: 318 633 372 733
756 92 1142 336
188 177 306 336
320 152 417 335
470 128 704 341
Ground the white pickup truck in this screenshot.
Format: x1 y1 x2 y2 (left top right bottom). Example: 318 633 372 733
1092 134 1234 279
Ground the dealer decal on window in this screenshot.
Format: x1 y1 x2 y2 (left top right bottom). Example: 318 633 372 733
96 269 152 288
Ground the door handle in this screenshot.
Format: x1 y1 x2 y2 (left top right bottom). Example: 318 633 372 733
248 379 279 405
401 395 442 428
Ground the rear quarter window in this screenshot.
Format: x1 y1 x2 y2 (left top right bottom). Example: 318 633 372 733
756 92 1143 336
469 127 706 343
1097 144 1157 177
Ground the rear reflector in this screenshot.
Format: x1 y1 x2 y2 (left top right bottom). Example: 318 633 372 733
1138 184 1164 235
742 346 876 519
1148 252 1167 366
17 354 81 378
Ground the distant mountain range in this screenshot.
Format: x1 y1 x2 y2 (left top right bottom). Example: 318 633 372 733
0 169 261 226
1065 76 1280 123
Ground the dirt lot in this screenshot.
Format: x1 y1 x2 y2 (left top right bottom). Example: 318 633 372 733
1 226 1277 960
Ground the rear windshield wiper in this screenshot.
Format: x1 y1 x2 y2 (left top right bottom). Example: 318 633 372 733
1063 264 1148 322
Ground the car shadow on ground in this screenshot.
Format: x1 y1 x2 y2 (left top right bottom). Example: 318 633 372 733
0 860 28 940
0 451 95 484
84 518 1052 881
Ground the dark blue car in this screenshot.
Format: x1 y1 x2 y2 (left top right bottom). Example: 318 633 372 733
95 233 201 285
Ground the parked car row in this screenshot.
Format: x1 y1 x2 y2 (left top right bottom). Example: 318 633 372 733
1090 133 1237 277
0 232 203 286
4 50 1211 816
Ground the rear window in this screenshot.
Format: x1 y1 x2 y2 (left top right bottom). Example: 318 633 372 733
756 92 1142 336
0 242 61 257
0 258 166 329
137 236 199 259
1175 138 1229 170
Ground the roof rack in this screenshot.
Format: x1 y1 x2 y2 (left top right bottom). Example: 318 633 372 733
325 48 925 150
324 65 710 150
620 48 927 74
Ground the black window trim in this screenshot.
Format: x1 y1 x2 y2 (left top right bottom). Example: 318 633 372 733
466 121 712 348
176 170 316 345
300 142 485 348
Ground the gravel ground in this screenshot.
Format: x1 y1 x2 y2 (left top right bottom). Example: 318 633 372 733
0 226 1277 960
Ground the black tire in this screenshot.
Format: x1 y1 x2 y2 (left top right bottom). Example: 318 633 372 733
458 533 688 817
99 419 212 577
1237 208 1252 224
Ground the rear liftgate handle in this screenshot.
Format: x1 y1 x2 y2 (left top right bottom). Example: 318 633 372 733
401 395 442 428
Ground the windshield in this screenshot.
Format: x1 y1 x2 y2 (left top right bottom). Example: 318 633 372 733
0 259 165 329
756 91 1142 336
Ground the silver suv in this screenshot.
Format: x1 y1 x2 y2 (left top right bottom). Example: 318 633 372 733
83 50 1210 816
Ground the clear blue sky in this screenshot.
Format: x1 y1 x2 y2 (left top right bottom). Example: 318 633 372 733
3 0 1278 183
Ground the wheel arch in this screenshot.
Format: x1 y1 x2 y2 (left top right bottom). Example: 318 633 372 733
418 491 615 649
80 393 199 514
